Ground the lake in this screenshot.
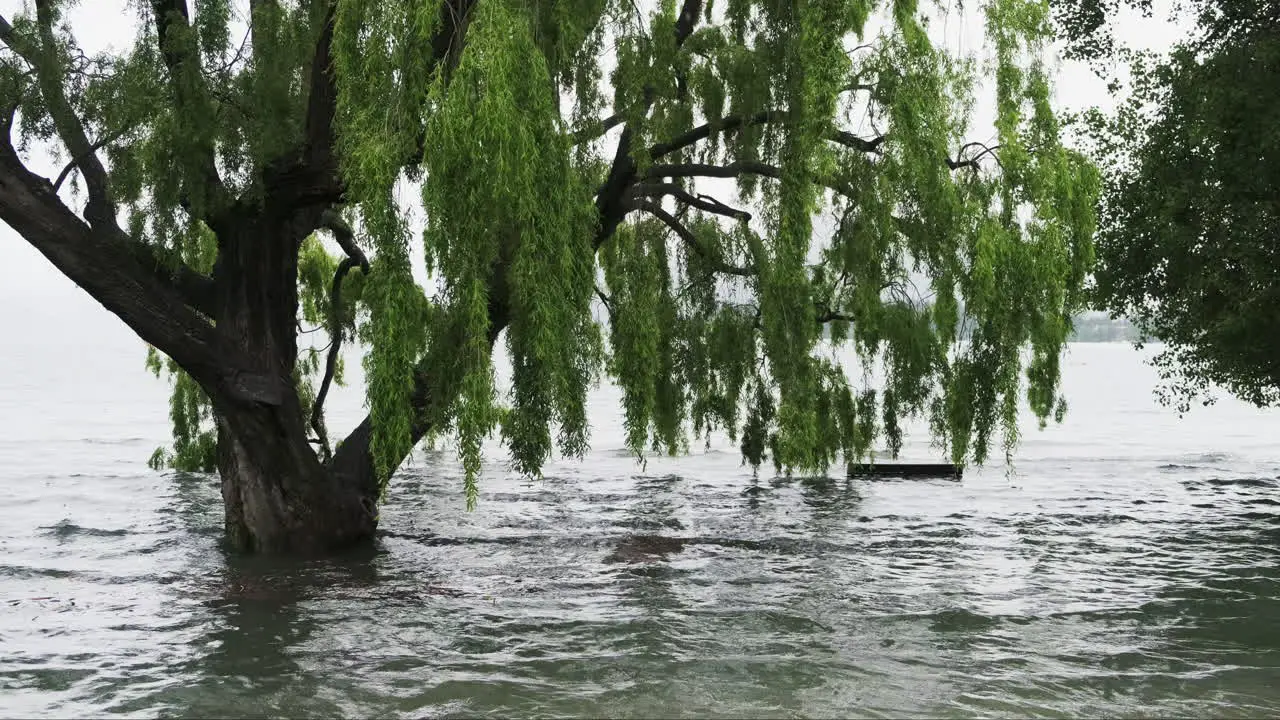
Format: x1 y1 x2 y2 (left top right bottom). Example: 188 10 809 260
2 319 1278 717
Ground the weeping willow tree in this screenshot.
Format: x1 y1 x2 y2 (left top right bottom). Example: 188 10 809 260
0 0 1096 555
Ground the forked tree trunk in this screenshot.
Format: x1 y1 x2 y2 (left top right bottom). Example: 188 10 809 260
215 401 378 554
208 214 380 555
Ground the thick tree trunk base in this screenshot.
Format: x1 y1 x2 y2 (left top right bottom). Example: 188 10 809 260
217 418 377 555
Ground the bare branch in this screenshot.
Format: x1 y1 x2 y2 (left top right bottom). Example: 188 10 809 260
646 160 783 181
641 159 869 200
318 208 369 272
827 129 886 153
309 256 358 460
631 182 752 221
947 142 1003 171
648 110 789 160
303 3 339 180
571 112 627 144
594 284 614 321
632 199 756 277
816 306 856 324
648 110 886 161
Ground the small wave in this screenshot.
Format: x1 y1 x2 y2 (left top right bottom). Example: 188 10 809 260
1205 477 1277 489
38 520 130 538
0 564 78 581
616 517 686 532
1036 513 1140 527
923 608 1002 633
1236 511 1280 523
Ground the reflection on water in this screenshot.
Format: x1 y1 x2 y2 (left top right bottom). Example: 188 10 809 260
1 344 1279 718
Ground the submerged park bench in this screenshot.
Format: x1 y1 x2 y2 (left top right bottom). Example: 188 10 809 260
846 463 963 480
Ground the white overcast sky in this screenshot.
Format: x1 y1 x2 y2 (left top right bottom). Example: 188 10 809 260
0 0 1186 347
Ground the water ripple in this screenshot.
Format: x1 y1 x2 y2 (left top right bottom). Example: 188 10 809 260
4 347 1280 717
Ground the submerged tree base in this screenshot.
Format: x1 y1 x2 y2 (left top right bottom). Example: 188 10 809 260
216 419 378 556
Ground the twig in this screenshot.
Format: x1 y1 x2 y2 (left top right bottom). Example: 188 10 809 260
53 126 132 192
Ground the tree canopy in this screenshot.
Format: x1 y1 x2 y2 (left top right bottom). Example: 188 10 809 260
0 0 1097 513
1077 0 1280 412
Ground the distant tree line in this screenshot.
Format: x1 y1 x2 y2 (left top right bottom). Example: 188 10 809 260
1068 313 1148 343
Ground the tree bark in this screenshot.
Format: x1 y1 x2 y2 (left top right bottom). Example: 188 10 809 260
204 190 381 554
216 400 376 555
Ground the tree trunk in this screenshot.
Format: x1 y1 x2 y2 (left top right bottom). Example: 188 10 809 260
216 401 377 555
207 209 379 555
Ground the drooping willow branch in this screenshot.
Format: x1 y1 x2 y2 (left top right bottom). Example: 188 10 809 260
310 209 370 461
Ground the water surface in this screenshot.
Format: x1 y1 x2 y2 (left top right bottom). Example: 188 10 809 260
2 336 1278 718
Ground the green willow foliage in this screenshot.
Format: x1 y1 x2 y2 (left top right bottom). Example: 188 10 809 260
5 0 1096 506
332 0 1096 494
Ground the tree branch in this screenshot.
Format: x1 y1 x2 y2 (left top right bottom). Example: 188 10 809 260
570 111 627 144
828 129 886 153
52 125 133 192
648 110 886 161
595 284 614 312
0 10 216 316
310 210 369 460
646 160 783 181
122 242 217 316
0 8 216 317
310 257 358 460
302 2 339 185
593 0 704 249
0 138 277 406
150 0 232 222
648 110 788 159
947 142 1003 171
270 0 477 217
630 182 752 221
632 199 755 277
0 5 117 230
318 208 369 271
816 307 855 324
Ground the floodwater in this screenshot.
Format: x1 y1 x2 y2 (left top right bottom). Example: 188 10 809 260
2 311 1279 717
